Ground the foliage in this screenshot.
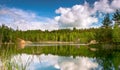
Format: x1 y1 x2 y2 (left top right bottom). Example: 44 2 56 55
0 25 13 43
0 25 97 43
0 11 119 44
113 9 120 23
112 24 120 43
95 28 112 43
102 13 112 28
0 8 120 70
112 10 120 43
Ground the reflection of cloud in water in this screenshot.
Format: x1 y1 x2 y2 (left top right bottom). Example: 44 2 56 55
58 57 99 70
10 54 102 70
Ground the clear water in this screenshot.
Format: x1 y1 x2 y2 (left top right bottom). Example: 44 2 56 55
9 54 102 70
0 44 120 70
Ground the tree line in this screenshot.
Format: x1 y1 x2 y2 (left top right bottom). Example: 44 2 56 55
0 10 120 44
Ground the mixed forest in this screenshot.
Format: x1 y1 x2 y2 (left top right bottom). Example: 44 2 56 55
0 10 120 70
0 10 120 44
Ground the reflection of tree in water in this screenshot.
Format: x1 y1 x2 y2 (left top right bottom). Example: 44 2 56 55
96 57 114 70
95 44 120 70
0 43 120 70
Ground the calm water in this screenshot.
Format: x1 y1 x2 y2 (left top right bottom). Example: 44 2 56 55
0 44 120 70
9 54 102 70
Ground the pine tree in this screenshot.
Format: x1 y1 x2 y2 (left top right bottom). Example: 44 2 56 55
102 13 112 28
113 9 120 26
112 10 120 43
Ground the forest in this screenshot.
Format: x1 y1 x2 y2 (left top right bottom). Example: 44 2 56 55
0 10 120 70
0 10 120 44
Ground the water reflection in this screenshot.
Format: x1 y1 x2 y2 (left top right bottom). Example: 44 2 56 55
10 54 102 70
0 59 2 67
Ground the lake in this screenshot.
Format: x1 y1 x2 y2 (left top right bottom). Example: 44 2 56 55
0 44 120 70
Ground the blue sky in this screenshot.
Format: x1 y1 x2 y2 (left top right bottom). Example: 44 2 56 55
0 0 120 31
0 0 97 18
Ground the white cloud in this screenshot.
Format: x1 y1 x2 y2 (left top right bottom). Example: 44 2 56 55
0 0 120 30
111 0 120 9
93 0 114 13
55 0 120 29
0 7 58 31
55 2 98 29
55 7 71 15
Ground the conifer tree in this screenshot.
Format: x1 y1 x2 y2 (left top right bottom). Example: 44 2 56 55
102 13 112 28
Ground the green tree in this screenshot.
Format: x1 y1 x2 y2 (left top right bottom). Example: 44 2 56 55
113 9 120 25
95 28 112 43
112 10 120 43
112 24 120 43
0 24 13 43
102 13 112 28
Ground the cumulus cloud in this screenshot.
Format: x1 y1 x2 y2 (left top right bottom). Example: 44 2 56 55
111 0 120 9
55 0 120 29
93 0 114 13
0 0 120 30
0 7 58 31
55 2 98 29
